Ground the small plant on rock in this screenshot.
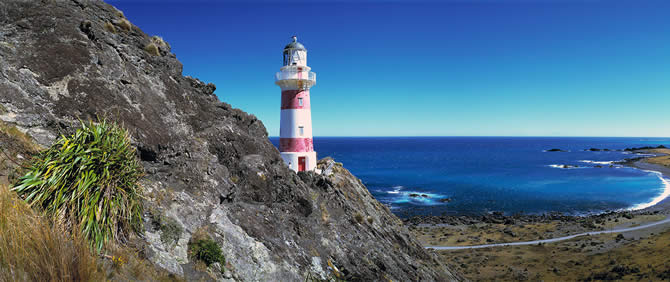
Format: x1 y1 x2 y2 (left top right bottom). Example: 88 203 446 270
159 216 183 248
354 212 364 224
189 236 226 268
12 119 144 252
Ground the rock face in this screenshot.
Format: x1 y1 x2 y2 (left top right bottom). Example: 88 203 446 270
0 0 459 281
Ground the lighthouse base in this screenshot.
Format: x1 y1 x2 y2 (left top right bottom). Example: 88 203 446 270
281 151 317 172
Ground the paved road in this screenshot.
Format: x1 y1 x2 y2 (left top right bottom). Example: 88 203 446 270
426 216 670 250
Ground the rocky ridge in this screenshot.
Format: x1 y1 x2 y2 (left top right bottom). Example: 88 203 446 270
0 0 459 280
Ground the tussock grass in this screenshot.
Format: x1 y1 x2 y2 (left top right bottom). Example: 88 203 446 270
117 18 132 32
103 21 117 33
12 119 144 252
152 36 168 49
145 42 160 56
0 184 103 281
0 185 179 281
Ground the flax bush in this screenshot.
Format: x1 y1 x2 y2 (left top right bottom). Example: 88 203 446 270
12 119 143 252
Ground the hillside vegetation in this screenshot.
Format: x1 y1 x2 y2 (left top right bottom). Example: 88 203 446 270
13 120 143 251
0 120 178 281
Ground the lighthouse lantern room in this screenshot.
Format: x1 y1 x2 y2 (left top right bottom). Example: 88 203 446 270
275 36 318 172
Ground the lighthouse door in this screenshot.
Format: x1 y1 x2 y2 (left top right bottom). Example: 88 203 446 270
298 157 306 171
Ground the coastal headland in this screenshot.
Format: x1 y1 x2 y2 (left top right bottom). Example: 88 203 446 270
409 147 670 280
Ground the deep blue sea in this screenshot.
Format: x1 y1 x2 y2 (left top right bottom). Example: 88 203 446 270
270 137 670 217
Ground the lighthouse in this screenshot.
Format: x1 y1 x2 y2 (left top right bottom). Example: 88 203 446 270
275 36 317 172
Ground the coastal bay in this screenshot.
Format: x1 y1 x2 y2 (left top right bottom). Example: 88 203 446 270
409 148 670 280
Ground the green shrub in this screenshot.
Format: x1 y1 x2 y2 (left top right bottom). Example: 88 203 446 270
189 238 225 267
12 119 144 252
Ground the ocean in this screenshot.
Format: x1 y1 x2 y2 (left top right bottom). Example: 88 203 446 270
270 137 670 217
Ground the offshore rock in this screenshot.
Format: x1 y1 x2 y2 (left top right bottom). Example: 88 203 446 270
0 0 459 281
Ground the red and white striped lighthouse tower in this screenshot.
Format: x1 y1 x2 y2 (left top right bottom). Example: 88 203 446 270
275 36 317 172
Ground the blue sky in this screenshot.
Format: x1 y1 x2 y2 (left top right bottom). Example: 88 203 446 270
109 0 670 137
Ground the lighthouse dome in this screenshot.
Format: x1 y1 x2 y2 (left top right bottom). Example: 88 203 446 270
284 36 306 51
283 36 307 66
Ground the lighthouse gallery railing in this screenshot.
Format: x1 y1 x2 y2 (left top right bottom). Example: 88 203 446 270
275 71 316 84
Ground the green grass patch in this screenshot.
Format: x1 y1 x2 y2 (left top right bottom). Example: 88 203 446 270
12 119 144 252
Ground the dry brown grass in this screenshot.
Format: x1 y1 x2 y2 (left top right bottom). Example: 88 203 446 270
117 18 132 32
441 229 670 281
144 43 160 56
320 202 330 223
152 36 168 49
103 21 117 33
0 123 40 153
646 148 670 167
0 183 180 281
0 122 41 185
102 242 182 281
0 184 103 281
415 213 670 281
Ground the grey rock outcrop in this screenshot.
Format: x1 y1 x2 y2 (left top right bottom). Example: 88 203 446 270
0 0 460 280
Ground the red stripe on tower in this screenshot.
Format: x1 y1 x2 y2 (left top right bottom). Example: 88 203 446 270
279 138 314 152
281 90 311 109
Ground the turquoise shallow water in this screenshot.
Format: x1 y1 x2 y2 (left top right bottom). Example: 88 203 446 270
271 137 670 217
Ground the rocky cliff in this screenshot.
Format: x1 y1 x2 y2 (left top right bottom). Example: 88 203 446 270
0 0 459 280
